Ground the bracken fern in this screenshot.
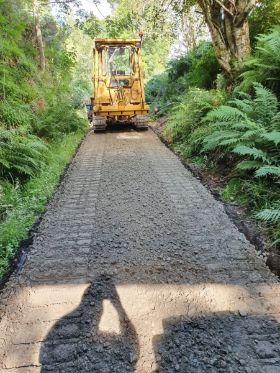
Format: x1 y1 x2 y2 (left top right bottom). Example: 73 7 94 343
240 26 280 96
0 127 48 179
256 201 280 224
202 83 280 227
202 83 280 177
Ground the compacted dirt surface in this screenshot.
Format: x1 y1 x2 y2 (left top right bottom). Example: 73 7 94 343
1 129 280 373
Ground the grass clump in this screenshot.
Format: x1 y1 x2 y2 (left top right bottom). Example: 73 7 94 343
0 132 85 278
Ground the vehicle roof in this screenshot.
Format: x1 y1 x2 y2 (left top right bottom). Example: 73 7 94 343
94 38 141 46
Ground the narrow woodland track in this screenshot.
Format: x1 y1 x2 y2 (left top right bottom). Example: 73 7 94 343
1 129 280 373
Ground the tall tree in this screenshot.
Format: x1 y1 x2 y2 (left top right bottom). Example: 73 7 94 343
113 0 257 79
176 7 209 53
31 0 86 72
188 1 256 79
163 0 256 81
32 0 46 72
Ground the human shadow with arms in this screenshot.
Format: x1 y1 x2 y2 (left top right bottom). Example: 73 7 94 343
153 312 280 373
40 274 139 373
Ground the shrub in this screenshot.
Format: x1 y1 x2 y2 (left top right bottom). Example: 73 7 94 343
34 103 87 140
0 133 84 277
146 42 221 119
164 88 225 144
0 127 48 180
167 42 221 90
201 84 280 232
249 0 280 44
167 54 192 81
185 42 221 89
256 201 280 224
0 99 34 129
240 27 280 97
145 73 185 116
202 84 280 178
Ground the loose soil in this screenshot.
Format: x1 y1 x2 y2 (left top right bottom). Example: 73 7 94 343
0 129 280 372
151 119 280 278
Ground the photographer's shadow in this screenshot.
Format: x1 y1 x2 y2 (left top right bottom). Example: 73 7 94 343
40 274 139 372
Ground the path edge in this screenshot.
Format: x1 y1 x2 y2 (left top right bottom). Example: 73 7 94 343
150 125 277 276
0 131 89 290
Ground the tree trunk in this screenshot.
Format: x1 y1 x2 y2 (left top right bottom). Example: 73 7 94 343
32 0 45 72
180 9 209 52
197 0 255 81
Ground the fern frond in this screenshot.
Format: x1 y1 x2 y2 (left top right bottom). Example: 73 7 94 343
0 126 48 179
0 157 11 169
232 121 261 131
239 28 280 95
232 145 270 162
203 131 240 151
12 164 35 177
253 83 278 124
218 138 240 146
261 131 280 145
271 112 280 130
204 105 247 123
256 203 280 223
228 98 253 114
255 166 280 177
240 129 265 140
236 160 263 171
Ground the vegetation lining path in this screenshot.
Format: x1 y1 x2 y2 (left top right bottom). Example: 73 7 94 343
0 129 280 372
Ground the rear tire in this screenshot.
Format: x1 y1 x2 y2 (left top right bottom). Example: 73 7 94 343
92 116 107 132
134 115 149 130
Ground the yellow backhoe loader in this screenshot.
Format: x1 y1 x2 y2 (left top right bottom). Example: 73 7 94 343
90 36 149 132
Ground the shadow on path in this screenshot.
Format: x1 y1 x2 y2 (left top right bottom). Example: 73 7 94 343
153 312 280 373
40 274 139 372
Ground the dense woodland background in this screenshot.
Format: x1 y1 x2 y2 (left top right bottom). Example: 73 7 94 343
0 0 279 278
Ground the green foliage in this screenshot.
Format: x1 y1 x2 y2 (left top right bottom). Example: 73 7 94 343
240 27 280 97
185 42 221 89
198 83 280 239
0 1 88 182
233 146 269 163
146 41 221 117
222 178 250 206
222 178 280 245
80 15 104 38
34 103 87 140
255 166 280 177
249 0 280 43
0 132 84 278
0 127 48 179
145 73 185 116
0 1 88 278
0 99 34 129
256 201 280 224
202 84 280 178
164 88 225 154
167 54 192 81
65 20 93 109
167 42 220 89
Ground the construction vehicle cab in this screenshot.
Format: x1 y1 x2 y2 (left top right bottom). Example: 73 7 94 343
90 37 149 131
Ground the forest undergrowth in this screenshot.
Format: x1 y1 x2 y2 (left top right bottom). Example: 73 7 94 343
0 1 88 278
146 28 280 253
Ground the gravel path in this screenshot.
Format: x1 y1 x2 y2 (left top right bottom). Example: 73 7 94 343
1 129 280 372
